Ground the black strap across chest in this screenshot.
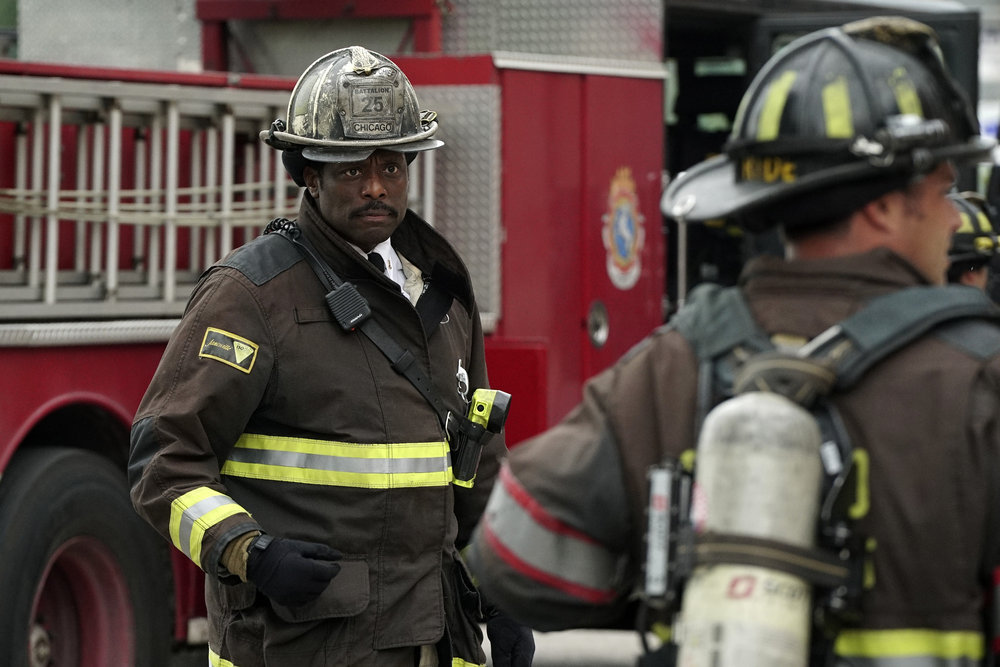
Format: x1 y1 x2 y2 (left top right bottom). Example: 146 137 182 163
267 221 456 433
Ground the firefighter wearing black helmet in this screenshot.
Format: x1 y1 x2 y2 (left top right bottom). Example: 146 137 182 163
466 16 1000 667
947 191 999 292
129 46 533 667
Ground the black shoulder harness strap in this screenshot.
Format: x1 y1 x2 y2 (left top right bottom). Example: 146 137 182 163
673 281 1000 520
806 285 1000 388
263 219 455 434
674 281 1000 403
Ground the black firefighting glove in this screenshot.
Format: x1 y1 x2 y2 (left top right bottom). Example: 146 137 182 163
486 607 535 667
245 534 342 607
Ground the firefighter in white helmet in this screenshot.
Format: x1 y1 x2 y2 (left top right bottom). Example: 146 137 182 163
466 16 1000 666
130 46 533 667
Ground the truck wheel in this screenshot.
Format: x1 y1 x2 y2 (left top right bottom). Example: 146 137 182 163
0 446 174 667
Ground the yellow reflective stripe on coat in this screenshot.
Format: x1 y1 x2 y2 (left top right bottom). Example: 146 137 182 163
168 487 246 569
452 659 485 667
835 628 984 663
222 433 453 488
209 648 237 667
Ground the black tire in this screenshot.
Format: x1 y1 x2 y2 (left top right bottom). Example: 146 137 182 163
0 446 174 667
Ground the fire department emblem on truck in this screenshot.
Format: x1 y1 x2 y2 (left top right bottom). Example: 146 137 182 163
602 167 645 290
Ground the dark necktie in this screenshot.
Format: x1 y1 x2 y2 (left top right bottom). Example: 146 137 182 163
367 252 385 274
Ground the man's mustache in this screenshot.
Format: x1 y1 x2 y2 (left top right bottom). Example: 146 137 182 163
352 201 398 218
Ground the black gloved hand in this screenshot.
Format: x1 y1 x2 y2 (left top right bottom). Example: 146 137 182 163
486 610 535 667
245 535 342 607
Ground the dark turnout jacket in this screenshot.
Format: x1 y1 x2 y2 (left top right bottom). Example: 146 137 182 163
130 197 503 667
468 248 1000 666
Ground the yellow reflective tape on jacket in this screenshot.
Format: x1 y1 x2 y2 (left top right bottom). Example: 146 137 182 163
209 648 237 667
848 448 870 520
222 433 453 488
835 628 984 661
169 487 246 569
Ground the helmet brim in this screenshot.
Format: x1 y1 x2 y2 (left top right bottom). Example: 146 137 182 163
950 251 994 264
300 138 444 163
662 136 996 223
260 120 443 159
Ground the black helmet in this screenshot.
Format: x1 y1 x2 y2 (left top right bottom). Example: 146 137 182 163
662 16 995 231
261 46 443 186
947 191 998 280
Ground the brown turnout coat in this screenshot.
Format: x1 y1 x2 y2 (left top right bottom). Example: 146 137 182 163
130 198 503 666
469 249 1000 664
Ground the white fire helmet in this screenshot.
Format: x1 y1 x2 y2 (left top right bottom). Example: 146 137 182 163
261 46 443 185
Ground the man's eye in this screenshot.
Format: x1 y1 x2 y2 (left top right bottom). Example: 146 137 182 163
345 168 361 177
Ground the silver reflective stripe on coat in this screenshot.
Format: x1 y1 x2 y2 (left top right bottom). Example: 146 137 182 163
481 466 620 603
169 487 247 568
221 433 453 488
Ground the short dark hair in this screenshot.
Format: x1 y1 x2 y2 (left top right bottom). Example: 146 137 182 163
741 173 912 238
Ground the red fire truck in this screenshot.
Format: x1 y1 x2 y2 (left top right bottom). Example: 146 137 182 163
0 1 990 665
0 40 665 667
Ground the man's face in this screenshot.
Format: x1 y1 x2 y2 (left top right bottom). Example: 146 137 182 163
892 162 960 285
304 150 408 252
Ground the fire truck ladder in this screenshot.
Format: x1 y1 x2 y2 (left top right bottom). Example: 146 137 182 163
0 72 298 343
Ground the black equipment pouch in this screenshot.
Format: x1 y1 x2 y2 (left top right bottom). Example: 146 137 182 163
451 418 488 488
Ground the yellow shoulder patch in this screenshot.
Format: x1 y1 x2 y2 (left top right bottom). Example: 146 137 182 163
199 327 259 374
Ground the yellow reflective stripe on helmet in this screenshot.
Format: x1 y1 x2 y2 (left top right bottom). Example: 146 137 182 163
222 433 453 488
835 628 984 660
757 70 797 141
977 211 996 235
975 235 996 253
209 648 238 667
822 75 854 139
890 67 924 117
957 211 975 233
169 487 246 569
968 210 995 237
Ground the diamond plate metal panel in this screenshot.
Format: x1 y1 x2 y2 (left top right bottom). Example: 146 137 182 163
415 85 501 330
443 0 663 61
20 0 202 72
